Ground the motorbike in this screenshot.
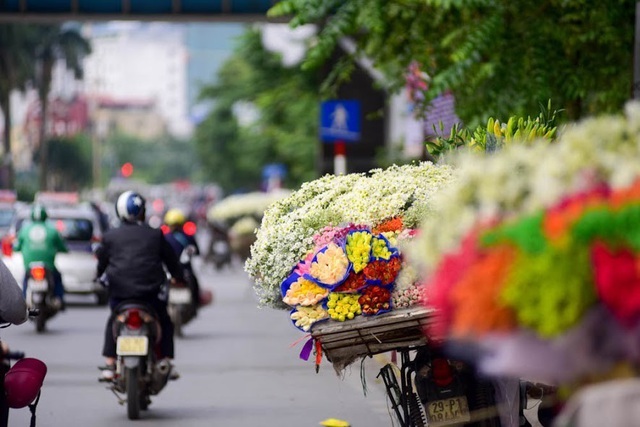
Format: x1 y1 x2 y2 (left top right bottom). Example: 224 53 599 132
102 301 172 420
24 262 61 333
0 310 47 427
379 346 505 427
207 221 232 270
167 245 198 337
413 348 501 427
0 344 24 427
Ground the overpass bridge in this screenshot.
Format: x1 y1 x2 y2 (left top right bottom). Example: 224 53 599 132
0 0 280 22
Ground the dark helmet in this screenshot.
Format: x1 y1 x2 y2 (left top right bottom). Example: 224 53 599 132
4 358 47 408
115 191 146 222
31 204 48 222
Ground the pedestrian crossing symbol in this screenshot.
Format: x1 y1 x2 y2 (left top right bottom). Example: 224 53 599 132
320 100 361 143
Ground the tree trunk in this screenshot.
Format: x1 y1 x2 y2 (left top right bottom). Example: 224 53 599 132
0 90 14 189
38 58 53 191
565 97 583 121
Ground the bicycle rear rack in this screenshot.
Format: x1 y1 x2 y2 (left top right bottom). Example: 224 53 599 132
377 348 427 427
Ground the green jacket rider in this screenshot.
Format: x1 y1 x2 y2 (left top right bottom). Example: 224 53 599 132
14 204 68 307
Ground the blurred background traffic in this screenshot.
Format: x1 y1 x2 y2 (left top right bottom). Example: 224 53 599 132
0 20 317 295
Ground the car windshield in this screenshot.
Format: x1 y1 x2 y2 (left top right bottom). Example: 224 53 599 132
17 217 94 241
51 218 94 241
0 209 14 227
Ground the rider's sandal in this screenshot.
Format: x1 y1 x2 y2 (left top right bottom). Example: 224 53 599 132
168 365 180 381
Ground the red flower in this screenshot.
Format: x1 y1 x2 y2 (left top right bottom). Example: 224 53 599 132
363 257 402 285
591 241 640 328
422 231 482 339
358 286 392 315
335 271 367 293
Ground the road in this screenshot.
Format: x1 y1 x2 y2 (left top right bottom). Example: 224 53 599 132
1 256 394 427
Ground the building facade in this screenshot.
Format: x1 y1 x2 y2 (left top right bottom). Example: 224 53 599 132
81 22 190 137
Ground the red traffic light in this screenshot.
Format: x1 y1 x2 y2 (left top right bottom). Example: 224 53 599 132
183 221 197 236
121 162 134 178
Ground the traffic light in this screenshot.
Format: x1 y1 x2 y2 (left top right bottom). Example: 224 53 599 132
120 162 134 178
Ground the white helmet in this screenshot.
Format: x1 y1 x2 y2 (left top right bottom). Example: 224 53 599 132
115 191 146 222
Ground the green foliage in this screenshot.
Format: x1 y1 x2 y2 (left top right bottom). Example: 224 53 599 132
104 132 199 184
46 134 93 190
195 28 320 193
33 24 91 190
15 170 37 202
426 101 562 158
270 0 635 125
0 24 47 187
425 123 469 159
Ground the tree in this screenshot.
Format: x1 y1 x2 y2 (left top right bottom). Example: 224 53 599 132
269 0 636 126
0 24 40 189
34 24 91 191
195 27 320 193
46 134 93 190
104 132 199 184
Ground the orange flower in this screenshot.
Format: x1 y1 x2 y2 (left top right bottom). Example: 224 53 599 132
610 178 640 208
449 245 518 338
543 188 609 241
372 217 404 234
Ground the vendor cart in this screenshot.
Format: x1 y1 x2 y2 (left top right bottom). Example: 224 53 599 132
311 307 506 427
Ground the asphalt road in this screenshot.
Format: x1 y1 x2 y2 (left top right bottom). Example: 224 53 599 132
1 257 395 427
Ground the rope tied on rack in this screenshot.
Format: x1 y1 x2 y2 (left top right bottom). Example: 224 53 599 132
315 340 323 373
289 334 314 361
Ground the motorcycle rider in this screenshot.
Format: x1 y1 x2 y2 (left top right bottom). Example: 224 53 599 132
14 204 68 311
0 258 27 325
207 218 232 269
95 191 185 380
163 208 201 310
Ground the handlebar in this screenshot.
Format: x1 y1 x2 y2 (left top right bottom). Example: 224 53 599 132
2 351 24 361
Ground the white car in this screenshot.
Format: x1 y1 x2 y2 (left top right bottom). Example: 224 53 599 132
2 203 108 305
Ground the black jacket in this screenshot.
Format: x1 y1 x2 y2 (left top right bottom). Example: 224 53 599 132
96 222 185 300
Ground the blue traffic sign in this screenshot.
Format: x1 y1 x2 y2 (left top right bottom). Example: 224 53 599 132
320 100 361 143
262 163 287 180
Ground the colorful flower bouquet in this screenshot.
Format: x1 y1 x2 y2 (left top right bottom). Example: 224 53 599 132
279 222 416 329
246 162 455 310
410 104 640 391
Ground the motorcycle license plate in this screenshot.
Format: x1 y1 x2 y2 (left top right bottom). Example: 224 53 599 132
169 288 192 304
426 396 471 426
116 336 149 356
28 280 48 292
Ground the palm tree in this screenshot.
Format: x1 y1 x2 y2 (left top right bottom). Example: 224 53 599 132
0 24 40 189
35 24 91 191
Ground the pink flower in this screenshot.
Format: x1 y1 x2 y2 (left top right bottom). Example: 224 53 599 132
293 251 315 276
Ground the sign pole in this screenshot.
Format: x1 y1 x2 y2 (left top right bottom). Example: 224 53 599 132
334 140 347 175
320 100 360 175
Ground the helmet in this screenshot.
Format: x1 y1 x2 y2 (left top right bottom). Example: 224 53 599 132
115 191 146 222
164 208 186 227
4 358 47 408
31 204 48 222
